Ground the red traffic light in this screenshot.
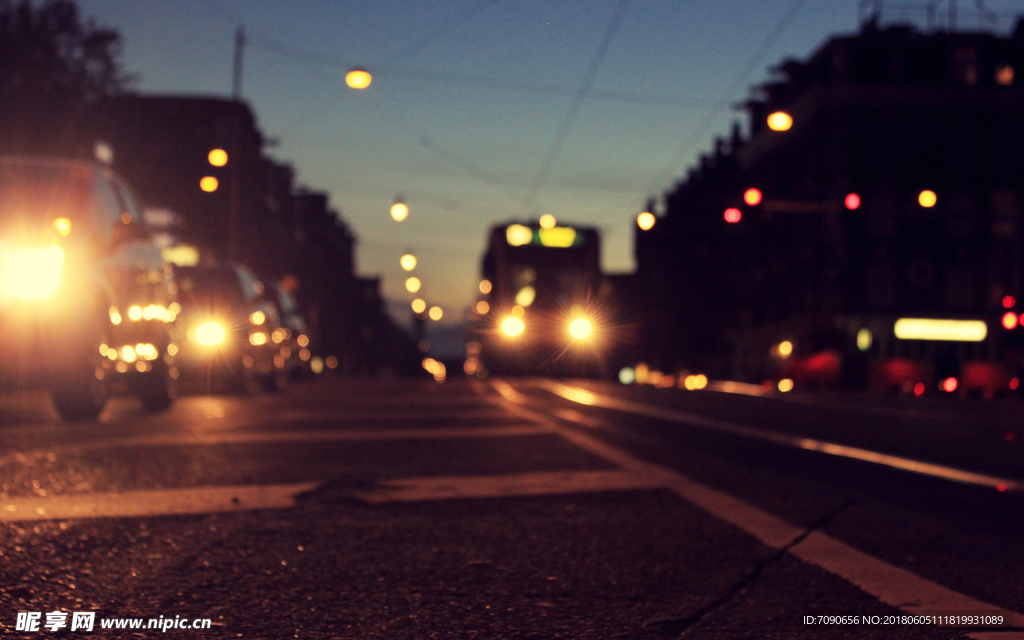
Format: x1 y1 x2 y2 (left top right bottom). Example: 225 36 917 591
724 208 742 223
1002 311 1018 330
941 377 958 393
743 188 762 206
1003 295 1016 309
844 193 861 210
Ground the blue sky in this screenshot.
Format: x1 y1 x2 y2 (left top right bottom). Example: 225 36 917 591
75 0 1024 328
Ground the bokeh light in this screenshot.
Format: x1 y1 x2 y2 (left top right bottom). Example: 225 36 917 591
208 149 228 166
767 111 793 131
637 212 655 231
345 68 372 89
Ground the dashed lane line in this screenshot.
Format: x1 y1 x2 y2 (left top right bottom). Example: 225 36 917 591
0 483 318 522
533 379 1023 493
485 379 1022 625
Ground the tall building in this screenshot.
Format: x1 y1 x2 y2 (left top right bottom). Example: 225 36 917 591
636 18 1024 391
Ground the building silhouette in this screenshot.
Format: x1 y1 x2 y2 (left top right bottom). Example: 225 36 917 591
635 18 1024 391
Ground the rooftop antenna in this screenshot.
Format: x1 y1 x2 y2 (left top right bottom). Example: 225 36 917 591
858 0 883 28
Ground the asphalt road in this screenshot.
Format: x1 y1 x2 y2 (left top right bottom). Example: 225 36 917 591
1 376 1023 639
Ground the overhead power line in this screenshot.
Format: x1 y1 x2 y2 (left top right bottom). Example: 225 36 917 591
644 0 808 198
245 33 712 109
521 0 632 211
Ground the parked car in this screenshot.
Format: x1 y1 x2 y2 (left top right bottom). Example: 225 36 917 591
264 281 311 380
0 156 177 419
173 263 284 391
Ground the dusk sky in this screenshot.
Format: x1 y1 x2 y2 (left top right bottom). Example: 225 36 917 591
75 0 1024 328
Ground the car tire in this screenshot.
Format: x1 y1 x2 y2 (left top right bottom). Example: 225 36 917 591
50 316 110 422
135 357 177 412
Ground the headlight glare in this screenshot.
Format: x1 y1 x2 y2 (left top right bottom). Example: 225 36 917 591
0 245 64 300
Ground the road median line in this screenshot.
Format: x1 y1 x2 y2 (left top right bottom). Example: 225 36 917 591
485 379 1023 626
534 379 1023 493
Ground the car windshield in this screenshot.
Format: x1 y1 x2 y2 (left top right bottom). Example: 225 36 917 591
175 267 245 308
0 163 92 226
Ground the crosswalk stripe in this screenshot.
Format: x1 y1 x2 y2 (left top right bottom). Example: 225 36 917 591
0 483 318 522
355 469 663 503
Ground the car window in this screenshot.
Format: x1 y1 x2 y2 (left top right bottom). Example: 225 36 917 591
0 163 95 230
112 177 143 223
92 174 123 241
175 267 246 308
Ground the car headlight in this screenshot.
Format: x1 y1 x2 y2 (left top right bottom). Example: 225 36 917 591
501 316 525 337
568 318 592 340
195 321 226 346
0 245 64 300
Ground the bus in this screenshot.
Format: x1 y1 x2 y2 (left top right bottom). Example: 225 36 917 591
466 220 616 377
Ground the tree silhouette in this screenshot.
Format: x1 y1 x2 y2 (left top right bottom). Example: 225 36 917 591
0 0 133 155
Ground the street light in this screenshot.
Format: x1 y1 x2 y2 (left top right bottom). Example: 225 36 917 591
767 111 793 131
405 276 421 293
200 176 219 192
208 149 228 167
429 306 443 321
400 254 417 271
391 200 409 221
637 211 655 231
345 68 372 89
411 298 426 314
539 214 556 229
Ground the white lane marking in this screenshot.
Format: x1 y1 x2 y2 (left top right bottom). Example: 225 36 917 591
534 379 1023 493
0 425 551 465
485 379 1023 624
0 483 317 522
792 531 1010 616
275 408 511 422
356 470 662 503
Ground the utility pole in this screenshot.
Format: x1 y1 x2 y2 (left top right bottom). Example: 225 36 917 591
228 25 245 262
232 26 245 100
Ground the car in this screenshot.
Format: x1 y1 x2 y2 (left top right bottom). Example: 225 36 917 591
172 263 284 391
263 281 311 380
0 156 177 419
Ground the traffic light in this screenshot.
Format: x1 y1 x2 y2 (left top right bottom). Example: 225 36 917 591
724 208 742 224
844 193 861 210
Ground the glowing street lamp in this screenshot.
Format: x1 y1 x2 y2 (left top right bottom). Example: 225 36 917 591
637 211 655 231
345 68 372 89
767 111 793 131
539 214 556 229
411 298 426 314
200 176 219 192
400 254 417 271
391 200 409 221
405 276 421 293
429 306 443 321
208 149 228 167
743 188 762 206
918 190 937 208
